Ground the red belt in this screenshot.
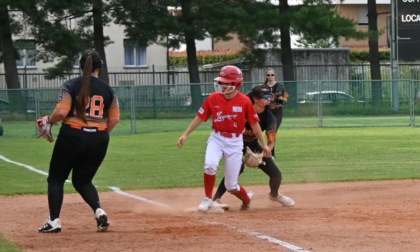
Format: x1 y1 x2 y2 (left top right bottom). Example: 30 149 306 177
214 131 241 138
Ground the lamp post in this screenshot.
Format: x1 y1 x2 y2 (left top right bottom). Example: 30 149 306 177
390 0 399 112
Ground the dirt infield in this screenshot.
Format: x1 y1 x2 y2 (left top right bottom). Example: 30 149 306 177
1 180 420 252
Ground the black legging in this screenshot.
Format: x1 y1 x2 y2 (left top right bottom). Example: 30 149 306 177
213 140 283 200
270 107 284 157
47 125 109 220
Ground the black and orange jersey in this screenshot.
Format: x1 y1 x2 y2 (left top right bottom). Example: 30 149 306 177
55 76 120 129
264 82 288 108
243 108 277 143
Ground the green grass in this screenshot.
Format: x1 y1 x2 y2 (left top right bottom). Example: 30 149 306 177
0 115 416 138
0 234 23 252
1 125 420 195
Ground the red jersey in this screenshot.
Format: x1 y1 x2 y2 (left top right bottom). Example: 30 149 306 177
197 91 260 134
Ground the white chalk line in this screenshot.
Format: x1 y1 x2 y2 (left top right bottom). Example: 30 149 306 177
107 186 172 209
0 154 309 252
203 219 310 251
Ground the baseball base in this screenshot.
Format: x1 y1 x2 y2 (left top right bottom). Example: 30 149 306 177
207 206 225 214
183 206 225 214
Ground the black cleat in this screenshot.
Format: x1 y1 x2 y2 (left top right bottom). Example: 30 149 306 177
95 208 110 232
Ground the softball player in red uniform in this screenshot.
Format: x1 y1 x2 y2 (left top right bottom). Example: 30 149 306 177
38 50 120 233
213 85 294 209
178 65 271 212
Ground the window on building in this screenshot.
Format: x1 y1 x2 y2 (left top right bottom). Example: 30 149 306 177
15 40 36 68
358 6 368 26
124 40 147 67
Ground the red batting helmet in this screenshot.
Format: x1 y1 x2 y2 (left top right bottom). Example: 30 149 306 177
214 65 243 89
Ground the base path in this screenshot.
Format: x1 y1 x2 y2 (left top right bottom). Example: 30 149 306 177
1 180 419 252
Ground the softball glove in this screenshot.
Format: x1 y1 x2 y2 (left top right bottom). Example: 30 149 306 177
36 115 56 143
243 146 265 168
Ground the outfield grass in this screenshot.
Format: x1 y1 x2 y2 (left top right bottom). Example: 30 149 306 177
1 124 420 195
0 235 22 252
0 115 415 138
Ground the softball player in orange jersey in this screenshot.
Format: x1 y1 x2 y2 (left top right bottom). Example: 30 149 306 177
38 50 120 233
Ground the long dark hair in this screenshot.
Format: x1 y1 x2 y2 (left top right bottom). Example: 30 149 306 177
76 50 102 123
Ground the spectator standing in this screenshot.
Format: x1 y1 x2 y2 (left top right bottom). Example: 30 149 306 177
263 68 289 159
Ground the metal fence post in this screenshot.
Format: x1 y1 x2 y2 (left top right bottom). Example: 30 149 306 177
34 89 40 135
316 81 323 127
409 80 416 127
152 65 157 119
130 86 137 134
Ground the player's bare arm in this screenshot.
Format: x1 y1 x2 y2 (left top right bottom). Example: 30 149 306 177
265 128 277 151
266 132 276 151
49 108 69 124
178 116 203 148
278 96 287 103
107 118 119 132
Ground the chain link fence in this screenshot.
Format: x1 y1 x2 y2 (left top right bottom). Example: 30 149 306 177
0 80 419 137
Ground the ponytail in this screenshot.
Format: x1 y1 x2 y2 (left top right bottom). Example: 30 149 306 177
76 55 92 123
76 50 102 123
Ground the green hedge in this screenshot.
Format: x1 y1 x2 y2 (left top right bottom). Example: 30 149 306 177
349 50 390 62
169 50 391 67
169 53 242 67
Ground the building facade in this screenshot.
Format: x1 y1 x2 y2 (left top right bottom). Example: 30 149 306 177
337 0 390 49
213 1 391 51
0 22 168 75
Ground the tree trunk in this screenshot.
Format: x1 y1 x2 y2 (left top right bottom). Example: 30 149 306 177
185 36 202 110
0 4 20 90
92 0 109 84
181 0 202 110
368 0 383 107
279 0 296 107
0 3 25 113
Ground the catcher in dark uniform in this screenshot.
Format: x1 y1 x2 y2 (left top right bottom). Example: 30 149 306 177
213 85 294 209
37 50 120 233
